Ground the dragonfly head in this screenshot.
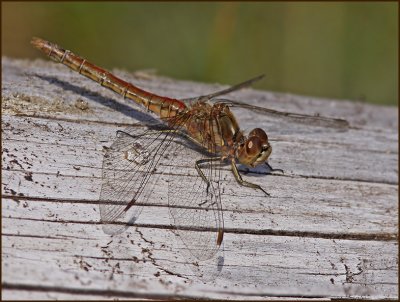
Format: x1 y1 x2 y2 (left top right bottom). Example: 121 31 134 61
237 128 271 167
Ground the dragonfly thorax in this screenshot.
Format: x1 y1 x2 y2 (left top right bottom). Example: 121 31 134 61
236 128 271 167
185 102 242 154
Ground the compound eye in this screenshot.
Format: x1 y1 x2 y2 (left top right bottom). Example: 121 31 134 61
248 128 268 142
246 136 263 157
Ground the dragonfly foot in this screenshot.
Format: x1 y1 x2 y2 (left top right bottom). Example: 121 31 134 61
259 186 271 197
265 162 284 174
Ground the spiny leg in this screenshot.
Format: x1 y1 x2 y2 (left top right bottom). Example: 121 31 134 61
195 157 221 195
231 159 270 196
265 162 284 174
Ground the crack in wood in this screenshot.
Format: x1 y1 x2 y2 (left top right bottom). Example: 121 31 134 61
1 282 196 300
3 164 397 186
3 217 397 242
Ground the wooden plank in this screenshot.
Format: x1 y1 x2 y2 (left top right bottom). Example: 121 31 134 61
2 58 397 130
2 117 397 238
2 114 397 184
2 218 397 299
1 57 398 299
1 171 397 237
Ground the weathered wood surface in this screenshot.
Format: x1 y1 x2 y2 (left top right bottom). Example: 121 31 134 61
2 57 398 300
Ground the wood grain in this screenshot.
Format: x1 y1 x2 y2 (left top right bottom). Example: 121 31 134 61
2 57 398 299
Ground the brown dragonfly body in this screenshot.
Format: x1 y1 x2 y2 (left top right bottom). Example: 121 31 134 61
31 38 270 169
31 37 347 260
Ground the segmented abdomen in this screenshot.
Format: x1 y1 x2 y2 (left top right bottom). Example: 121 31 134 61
31 37 186 119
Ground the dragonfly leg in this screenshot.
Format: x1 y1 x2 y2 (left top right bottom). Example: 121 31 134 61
195 157 221 194
265 162 284 174
231 159 270 196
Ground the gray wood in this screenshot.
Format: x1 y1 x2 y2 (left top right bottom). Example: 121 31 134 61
2 57 398 300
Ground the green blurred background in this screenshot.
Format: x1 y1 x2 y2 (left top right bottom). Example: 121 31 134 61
2 2 398 106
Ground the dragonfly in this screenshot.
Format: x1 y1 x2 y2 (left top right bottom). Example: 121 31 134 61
31 37 348 261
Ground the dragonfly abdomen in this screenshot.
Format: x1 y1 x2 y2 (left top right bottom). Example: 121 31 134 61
31 37 186 119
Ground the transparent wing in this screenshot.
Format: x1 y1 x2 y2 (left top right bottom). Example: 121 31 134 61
100 123 177 235
100 118 225 261
214 98 349 129
180 75 348 129
167 138 224 261
181 74 265 103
